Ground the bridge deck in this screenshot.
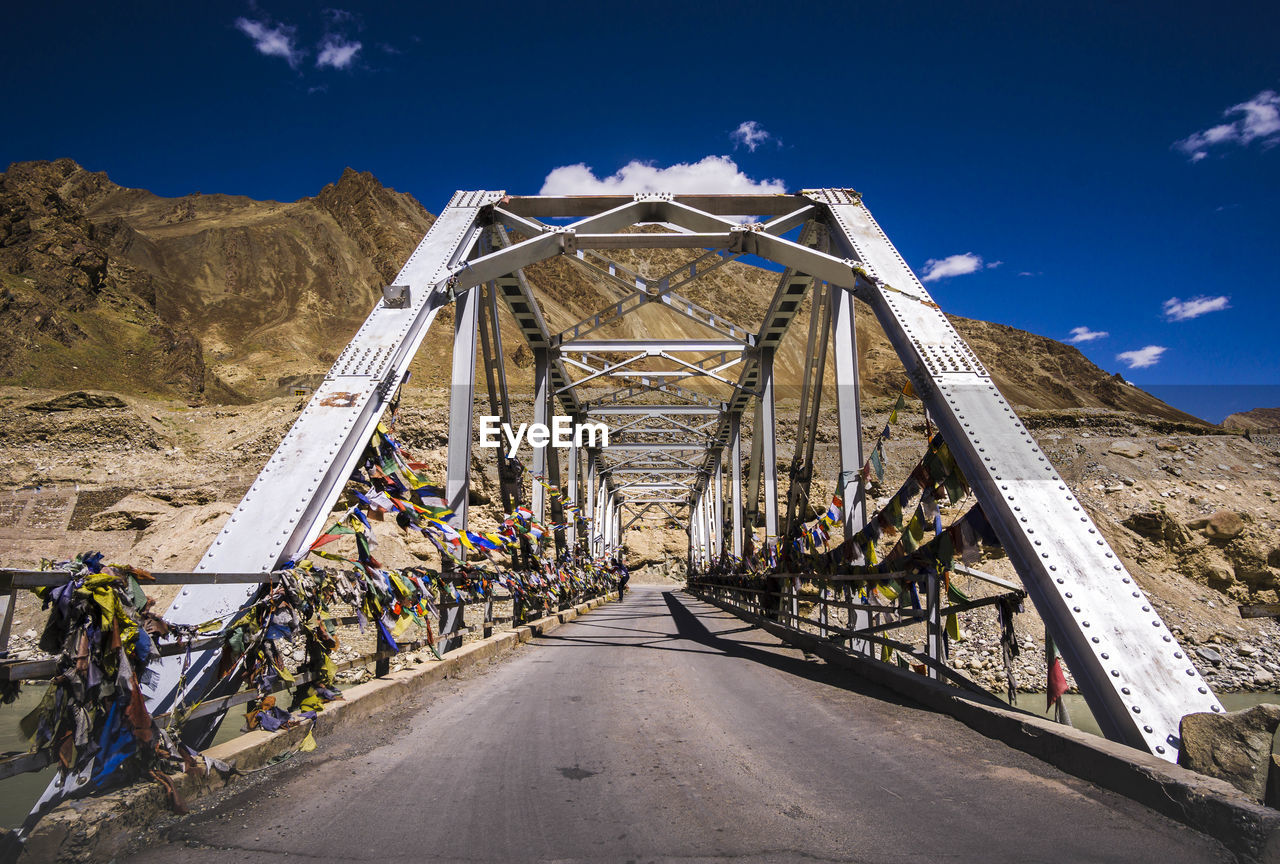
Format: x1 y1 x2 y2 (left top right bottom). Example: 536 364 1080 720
127 586 1230 863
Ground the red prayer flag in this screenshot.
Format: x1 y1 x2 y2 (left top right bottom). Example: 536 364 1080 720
1047 656 1069 710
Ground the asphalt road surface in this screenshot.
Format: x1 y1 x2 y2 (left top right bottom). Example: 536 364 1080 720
126 585 1231 863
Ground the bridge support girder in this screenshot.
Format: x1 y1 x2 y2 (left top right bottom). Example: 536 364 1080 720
130 186 1219 776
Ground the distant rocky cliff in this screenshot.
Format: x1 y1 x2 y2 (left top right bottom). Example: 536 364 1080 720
1225 407 1280 431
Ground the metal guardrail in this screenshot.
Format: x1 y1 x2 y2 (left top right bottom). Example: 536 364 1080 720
0 567 613 785
688 565 1025 696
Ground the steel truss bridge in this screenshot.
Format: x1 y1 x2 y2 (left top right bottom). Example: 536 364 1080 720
105 189 1220 781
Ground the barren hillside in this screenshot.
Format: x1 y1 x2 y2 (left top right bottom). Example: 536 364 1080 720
0 159 1203 423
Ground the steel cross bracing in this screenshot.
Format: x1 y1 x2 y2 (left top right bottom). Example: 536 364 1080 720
129 186 1219 772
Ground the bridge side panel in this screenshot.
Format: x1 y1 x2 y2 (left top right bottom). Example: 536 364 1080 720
147 191 500 715
814 194 1221 760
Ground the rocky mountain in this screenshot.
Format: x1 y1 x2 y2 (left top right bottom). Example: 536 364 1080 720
0 159 1204 422
1224 407 1280 431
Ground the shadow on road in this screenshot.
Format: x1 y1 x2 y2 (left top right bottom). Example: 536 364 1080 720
535 587 914 708
659 589 914 706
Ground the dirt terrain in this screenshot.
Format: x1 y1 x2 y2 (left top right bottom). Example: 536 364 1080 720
1 384 1277 697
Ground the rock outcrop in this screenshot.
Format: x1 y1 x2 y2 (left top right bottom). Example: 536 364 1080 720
1178 704 1280 802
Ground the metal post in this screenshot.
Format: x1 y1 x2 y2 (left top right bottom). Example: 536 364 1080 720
478 285 512 512
441 286 479 654
783 281 830 538
546 433 567 556
567 429 580 551
702 491 711 568
746 399 764 533
730 415 743 560
926 571 942 681
760 347 779 589
603 492 614 557
531 347 550 524
614 496 623 558
687 512 694 570
829 283 866 538
595 482 606 558
695 493 705 568
713 459 724 561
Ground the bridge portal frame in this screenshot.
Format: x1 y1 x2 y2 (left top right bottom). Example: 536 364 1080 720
134 188 1219 770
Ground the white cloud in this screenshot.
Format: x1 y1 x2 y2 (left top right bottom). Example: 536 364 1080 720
1162 295 1231 321
316 34 362 69
1173 90 1280 161
1068 326 1109 343
730 121 774 152
539 156 786 195
920 252 987 282
1116 345 1167 369
234 16 302 68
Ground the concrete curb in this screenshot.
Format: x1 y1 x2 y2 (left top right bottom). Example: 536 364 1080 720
15 594 615 862
690 588 1280 864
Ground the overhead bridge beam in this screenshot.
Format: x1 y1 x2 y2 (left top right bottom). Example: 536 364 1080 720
559 339 746 353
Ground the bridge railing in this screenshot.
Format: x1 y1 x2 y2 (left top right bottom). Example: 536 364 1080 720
0 566 614 786
687 565 1026 698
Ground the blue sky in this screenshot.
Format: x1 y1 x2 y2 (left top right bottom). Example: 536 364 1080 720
3 2 1278 420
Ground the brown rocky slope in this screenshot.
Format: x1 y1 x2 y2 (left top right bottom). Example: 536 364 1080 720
1 159 1203 423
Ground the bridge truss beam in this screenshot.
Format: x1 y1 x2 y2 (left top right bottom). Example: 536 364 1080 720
128 186 1219 779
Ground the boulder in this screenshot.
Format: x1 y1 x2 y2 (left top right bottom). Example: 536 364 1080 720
1122 509 1191 546
1205 510 1246 541
1205 563 1235 592
1269 548 1280 569
1196 646 1223 665
1108 441 1144 459
24 391 128 412
1178 703 1280 802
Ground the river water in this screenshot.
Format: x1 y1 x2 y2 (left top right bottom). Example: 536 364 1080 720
0 688 245 828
